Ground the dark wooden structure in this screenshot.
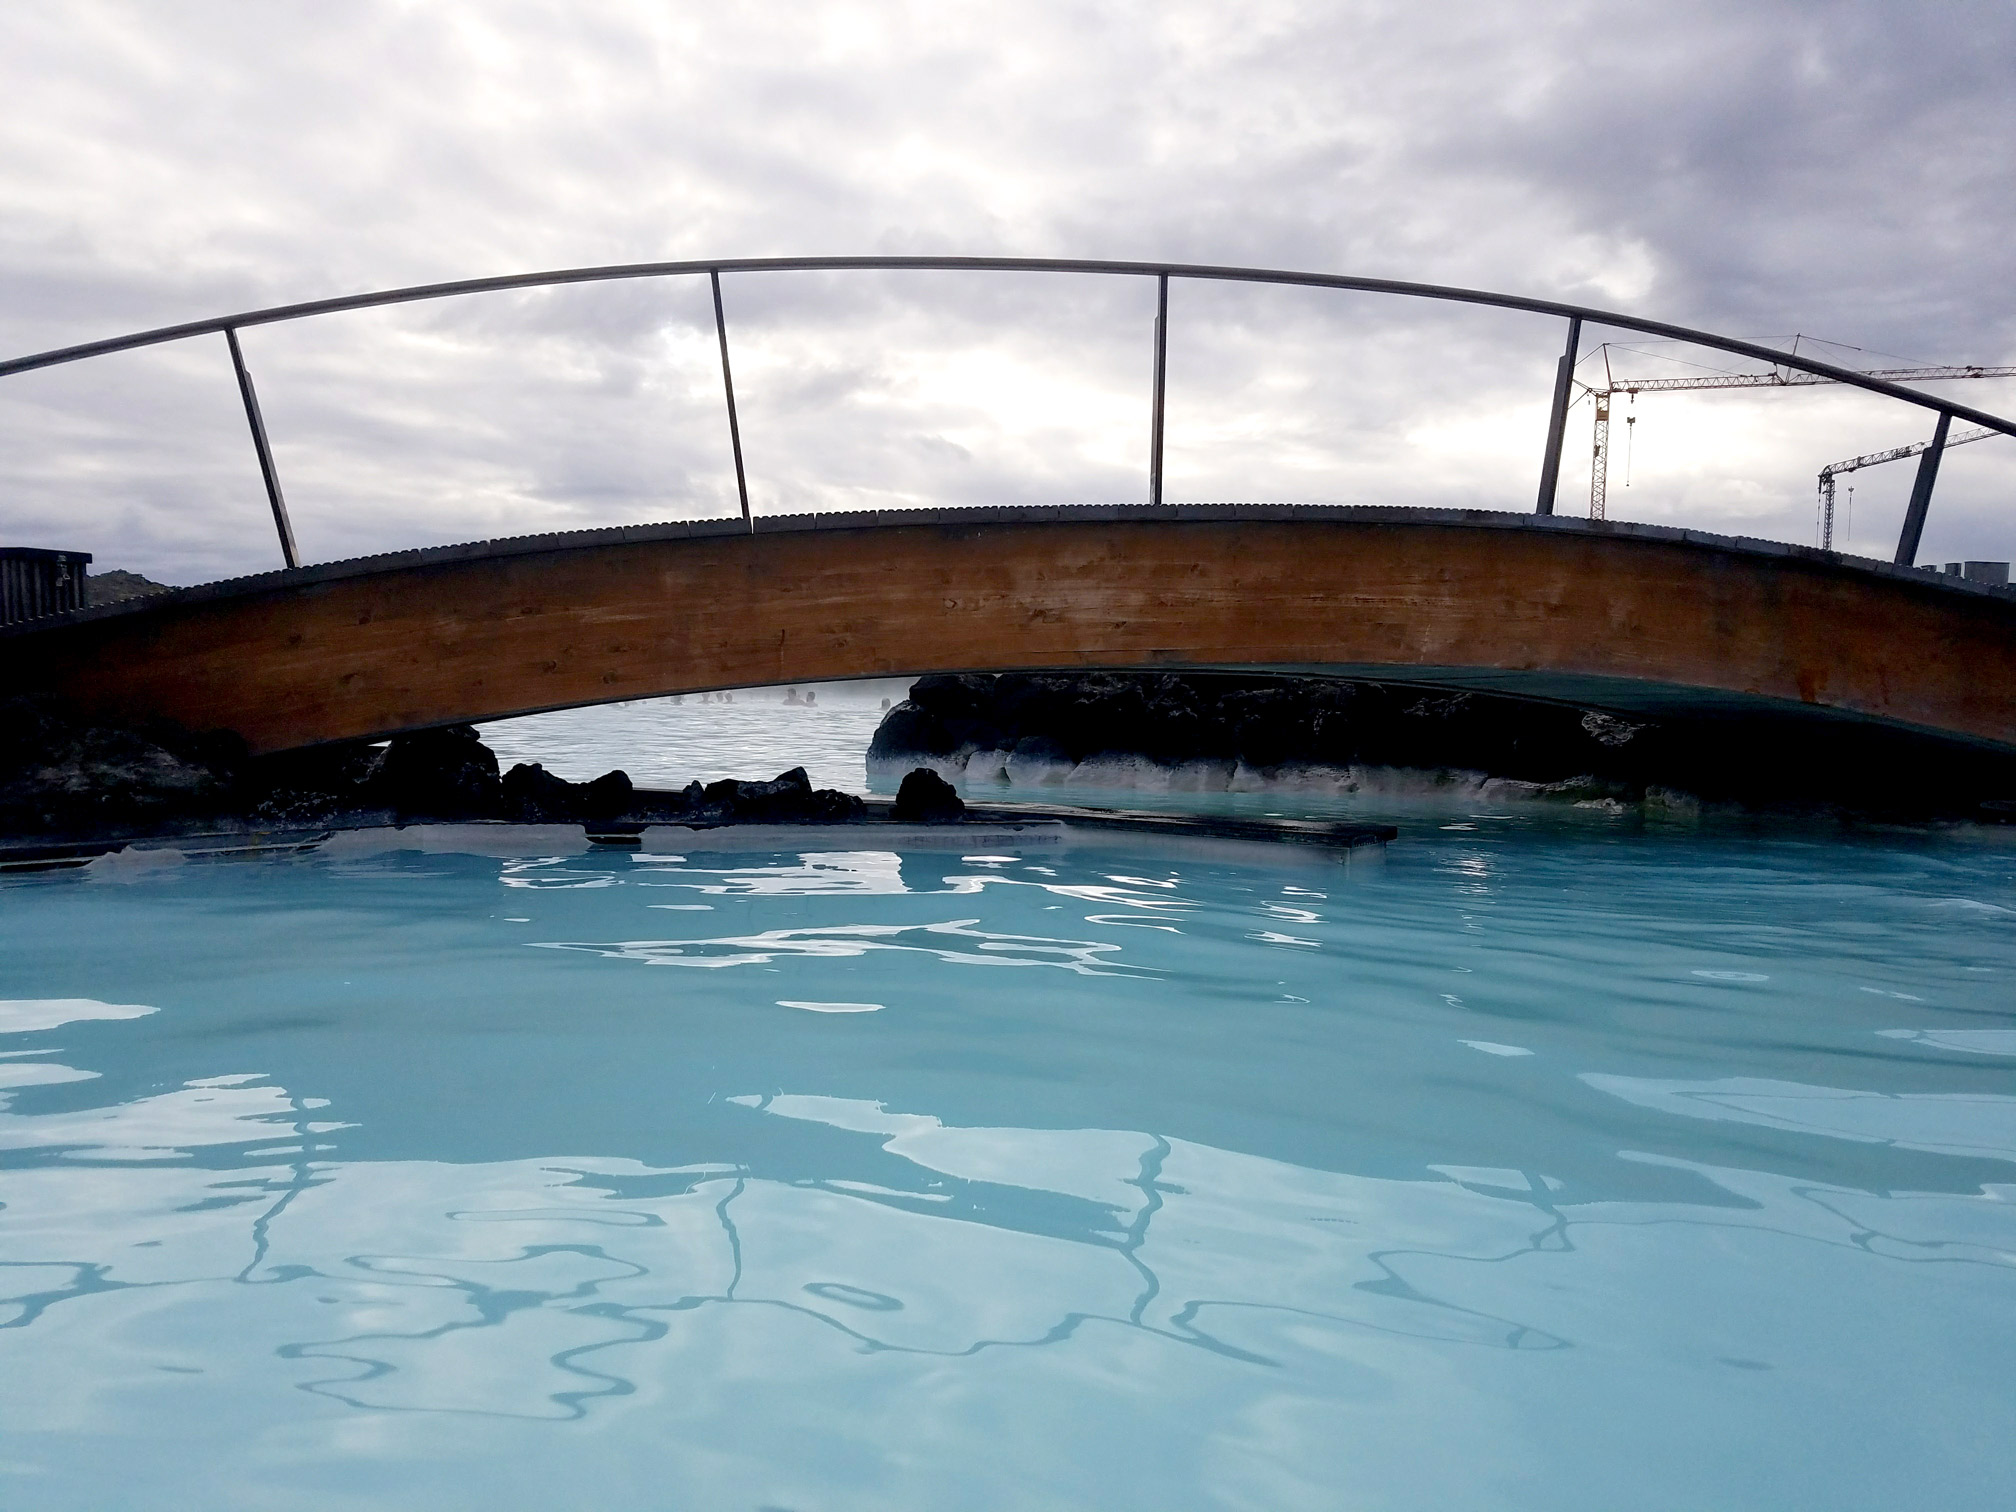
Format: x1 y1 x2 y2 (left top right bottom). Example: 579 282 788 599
0 547 91 627
3 507 2013 757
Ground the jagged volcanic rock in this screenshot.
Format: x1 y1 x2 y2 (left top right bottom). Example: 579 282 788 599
0 695 245 836
891 767 965 822
246 740 388 824
369 725 502 818
868 673 1638 790
501 762 634 823
659 766 866 824
0 700 867 839
866 671 2016 818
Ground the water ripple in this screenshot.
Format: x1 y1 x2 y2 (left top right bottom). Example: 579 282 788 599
3 819 2015 1506
533 919 1149 977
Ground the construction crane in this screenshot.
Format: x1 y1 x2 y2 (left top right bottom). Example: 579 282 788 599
1816 425 1997 550
1576 348 2016 519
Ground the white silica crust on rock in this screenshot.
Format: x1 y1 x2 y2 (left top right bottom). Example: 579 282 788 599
873 749 1721 812
871 747 1538 803
865 670 2016 820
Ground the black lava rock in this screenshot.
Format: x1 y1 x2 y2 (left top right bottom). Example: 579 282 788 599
501 763 637 823
791 787 872 823
0 695 244 836
0 698 883 840
370 725 501 818
867 670 2016 817
245 740 386 824
892 767 965 822
875 672 1641 776
684 766 866 823
500 762 578 821
581 769 634 820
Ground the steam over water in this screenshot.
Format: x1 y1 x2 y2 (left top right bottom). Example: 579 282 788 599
480 687 899 793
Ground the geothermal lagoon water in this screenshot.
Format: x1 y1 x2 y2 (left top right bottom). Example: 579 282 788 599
2 700 2014 1509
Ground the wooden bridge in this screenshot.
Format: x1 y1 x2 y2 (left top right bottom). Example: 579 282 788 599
5 505 2013 756
4 258 2013 758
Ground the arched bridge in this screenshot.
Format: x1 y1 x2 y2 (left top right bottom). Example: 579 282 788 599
5 504 2014 756
5 257 2015 759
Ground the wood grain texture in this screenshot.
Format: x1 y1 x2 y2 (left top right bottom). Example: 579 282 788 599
8 515 2014 754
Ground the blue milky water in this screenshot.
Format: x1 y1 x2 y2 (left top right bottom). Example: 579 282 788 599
2 818 2014 1511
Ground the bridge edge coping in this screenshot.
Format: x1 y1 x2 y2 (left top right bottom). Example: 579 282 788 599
8 501 2013 639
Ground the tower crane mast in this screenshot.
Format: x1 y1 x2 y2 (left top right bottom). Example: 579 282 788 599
1817 426 1996 550
1575 350 2016 519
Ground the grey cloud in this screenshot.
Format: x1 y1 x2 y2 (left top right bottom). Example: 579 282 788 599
2 0 2012 584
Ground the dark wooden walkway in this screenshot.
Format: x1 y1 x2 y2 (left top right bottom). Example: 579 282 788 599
6 505 2014 755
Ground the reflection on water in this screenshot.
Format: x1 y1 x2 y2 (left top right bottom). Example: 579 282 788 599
2 829 2014 1510
1582 1074 2016 1164
538 920 1144 976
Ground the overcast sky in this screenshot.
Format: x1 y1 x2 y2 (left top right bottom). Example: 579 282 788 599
3 0 2014 585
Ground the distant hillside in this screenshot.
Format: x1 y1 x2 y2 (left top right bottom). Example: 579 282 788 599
86 570 174 605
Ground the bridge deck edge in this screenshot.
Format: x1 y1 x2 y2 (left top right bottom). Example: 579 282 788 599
7 503 2011 638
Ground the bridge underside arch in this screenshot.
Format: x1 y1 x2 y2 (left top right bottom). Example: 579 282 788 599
7 507 2015 757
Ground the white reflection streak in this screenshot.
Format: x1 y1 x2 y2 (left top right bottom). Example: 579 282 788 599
534 919 1149 977
630 851 909 896
499 858 618 890
1583 1074 2016 1165
1261 903 1322 924
0 1075 351 1160
628 856 1203 923
1437 851 1496 897
0 998 158 1034
1877 1029 2016 1057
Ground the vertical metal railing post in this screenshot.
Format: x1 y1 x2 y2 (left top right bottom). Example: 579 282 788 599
1535 315 1583 515
224 328 300 568
1894 410 1952 566
1149 273 1169 507
710 269 753 532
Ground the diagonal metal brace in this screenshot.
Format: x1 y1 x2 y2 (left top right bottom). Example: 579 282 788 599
1535 315 1583 515
225 327 299 569
1893 410 1951 566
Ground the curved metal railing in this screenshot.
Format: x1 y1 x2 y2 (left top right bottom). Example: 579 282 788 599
5 256 2013 571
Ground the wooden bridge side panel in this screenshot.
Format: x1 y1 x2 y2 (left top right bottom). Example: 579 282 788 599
9 519 2015 753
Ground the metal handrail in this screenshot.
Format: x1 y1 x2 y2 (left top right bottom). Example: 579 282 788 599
4 256 2012 567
